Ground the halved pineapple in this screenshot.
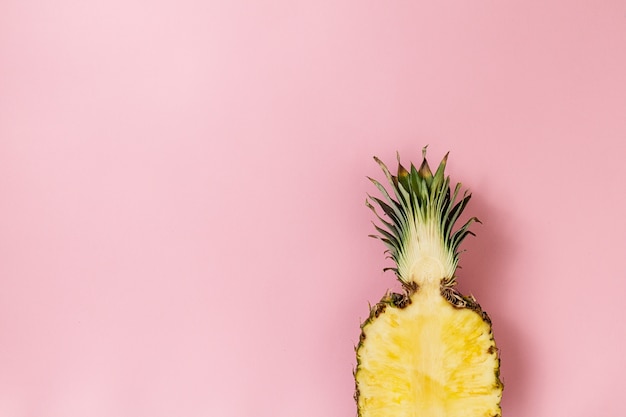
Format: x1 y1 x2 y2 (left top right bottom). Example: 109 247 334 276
354 149 503 417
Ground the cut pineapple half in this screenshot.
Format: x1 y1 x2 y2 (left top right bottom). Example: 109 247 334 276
355 148 502 417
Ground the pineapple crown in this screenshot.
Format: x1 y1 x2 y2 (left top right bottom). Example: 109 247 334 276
366 147 479 286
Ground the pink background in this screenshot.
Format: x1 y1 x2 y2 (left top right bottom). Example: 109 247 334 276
1 1 626 416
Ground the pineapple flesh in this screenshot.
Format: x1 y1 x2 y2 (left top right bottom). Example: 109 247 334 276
355 149 503 417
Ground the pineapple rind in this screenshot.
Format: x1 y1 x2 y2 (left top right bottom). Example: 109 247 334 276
367 148 479 286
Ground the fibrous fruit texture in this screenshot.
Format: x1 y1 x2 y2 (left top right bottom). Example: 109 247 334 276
354 148 503 417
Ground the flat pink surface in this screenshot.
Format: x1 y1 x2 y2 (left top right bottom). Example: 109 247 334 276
1 1 626 416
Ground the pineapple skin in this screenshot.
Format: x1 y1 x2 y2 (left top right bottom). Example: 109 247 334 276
355 149 503 417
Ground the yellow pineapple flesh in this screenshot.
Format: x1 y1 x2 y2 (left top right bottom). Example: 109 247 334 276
355 149 502 417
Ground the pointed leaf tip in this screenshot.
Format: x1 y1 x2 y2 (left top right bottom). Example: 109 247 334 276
397 163 409 180
418 158 433 179
394 152 409 183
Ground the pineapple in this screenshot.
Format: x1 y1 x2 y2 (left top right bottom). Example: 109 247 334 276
354 148 503 417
